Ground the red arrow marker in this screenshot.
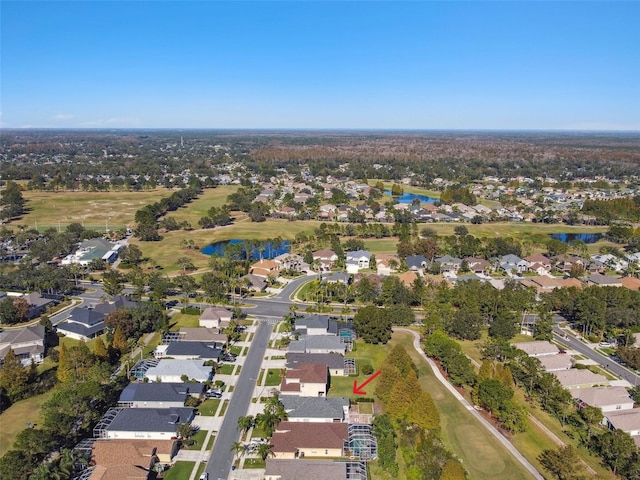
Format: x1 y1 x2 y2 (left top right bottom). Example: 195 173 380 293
353 370 382 395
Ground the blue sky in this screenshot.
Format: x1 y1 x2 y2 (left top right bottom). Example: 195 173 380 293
2 1 639 130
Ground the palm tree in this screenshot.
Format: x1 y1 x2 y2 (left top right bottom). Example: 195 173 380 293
237 415 254 440
230 440 245 466
256 443 275 462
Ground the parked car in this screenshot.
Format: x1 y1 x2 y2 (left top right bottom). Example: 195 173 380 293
199 473 208 480
206 388 223 398
221 354 237 362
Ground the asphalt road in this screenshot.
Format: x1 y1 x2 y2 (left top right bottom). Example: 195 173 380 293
204 320 274 480
553 326 640 387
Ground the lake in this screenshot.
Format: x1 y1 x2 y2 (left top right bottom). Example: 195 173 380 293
201 239 290 259
549 233 604 244
385 190 438 204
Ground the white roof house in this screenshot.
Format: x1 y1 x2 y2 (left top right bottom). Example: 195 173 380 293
553 369 609 389
538 354 574 372
571 386 634 413
144 360 213 383
345 250 371 273
199 307 232 329
605 409 640 436
513 340 560 357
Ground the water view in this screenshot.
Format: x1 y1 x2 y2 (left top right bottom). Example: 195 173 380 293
549 233 604 244
201 239 290 259
385 190 438 204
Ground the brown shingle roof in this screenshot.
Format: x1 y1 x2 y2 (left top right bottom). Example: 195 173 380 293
284 363 328 384
271 422 348 453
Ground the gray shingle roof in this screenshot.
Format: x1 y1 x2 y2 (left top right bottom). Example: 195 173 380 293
164 342 222 360
286 353 346 370
107 407 194 432
295 315 329 331
118 382 204 403
280 395 348 420
264 459 346 480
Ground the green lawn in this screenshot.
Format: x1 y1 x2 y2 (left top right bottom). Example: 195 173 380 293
198 399 221 416
0 389 56 457
168 312 201 331
264 368 282 387
219 399 229 416
390 330 536 480
163 461 195 480
219 364 235 375
243 458 266 469
328 340 390 400
183 429 208 450
19 188 173 232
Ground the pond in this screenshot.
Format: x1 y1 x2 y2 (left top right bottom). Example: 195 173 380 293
549 233 604 244
201 239 290 259
384 190 438 204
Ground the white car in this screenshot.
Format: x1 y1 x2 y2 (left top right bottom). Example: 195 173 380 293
199 473 208 480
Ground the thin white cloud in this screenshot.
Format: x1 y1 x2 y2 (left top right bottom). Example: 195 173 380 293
53 113 74 120
80 117 141 127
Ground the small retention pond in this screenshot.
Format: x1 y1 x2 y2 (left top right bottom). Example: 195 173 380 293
201 239 290 259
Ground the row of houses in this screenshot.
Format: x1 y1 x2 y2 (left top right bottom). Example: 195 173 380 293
514 341 640 447
261 316 374 479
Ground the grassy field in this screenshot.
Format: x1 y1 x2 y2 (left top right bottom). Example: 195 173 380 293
390 330 536 480
328 340 390 400
0 389 56 457
264 368 282 387
168 312 201 331
130 218 323 274
18 189 173 232
184 429 209 450
163 185 239 226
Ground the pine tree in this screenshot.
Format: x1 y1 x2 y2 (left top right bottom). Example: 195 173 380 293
57 343 69 383
93 337 109 361
112 325 128 353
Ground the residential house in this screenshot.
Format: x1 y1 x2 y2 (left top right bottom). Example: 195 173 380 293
553 369 609 389
405 255 429 274
553 254 588 274
92 295 139 316
294 315 331 336
279 396 349 423
178 327 227 346
264 459 349 480
434 255 463 274
345 250 372 274
56 307 106 341
570 386 634 413
538 354 574 372
524 254 552 275
375 254 400 276
95 407 194 440
288 336 347 355
21 292 58 319
117 382 205 408
274 253 306 272
155 342 222 361
286 352 348 377
242 274 267 292
321 271 351 285
513 340 560 357
520 276 583 294
397 271 418 288
500 254 528 275
0 324 45 365
622 277 640 291
280 363 328 397
143 359 213 383
585 274 623 288
90 439 179 480
312 249 339 271
604 409 640 436
249 259 280 278
270 422 348 459
464 257 490 275
199 307 232 330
